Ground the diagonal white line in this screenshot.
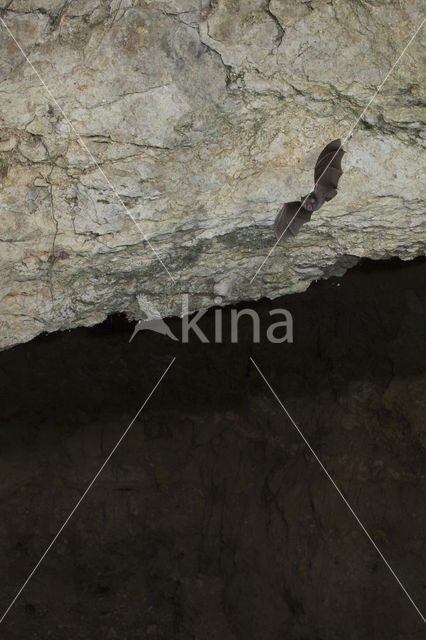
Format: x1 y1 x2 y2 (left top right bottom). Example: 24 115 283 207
0 357 176 625
250 356 426 625
250 17 425 283
0 15 176 284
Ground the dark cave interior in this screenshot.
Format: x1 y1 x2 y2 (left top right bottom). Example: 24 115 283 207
0 257 425 639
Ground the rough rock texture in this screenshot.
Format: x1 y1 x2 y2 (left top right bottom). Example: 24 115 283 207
0 0 425 349
0 259 425 639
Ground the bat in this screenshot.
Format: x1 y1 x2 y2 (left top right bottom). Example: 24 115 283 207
274 139 345 242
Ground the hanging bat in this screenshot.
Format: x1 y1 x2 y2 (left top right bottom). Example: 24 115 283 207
274 139 345 242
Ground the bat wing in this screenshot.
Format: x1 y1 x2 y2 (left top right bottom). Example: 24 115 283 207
314 138 345 202
274 201 312 242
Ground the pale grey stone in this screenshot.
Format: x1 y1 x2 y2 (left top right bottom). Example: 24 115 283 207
0 0 424 349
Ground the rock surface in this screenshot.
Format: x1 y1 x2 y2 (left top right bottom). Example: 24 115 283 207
0 0 425 349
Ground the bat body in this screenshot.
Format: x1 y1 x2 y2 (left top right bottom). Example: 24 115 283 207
274 139 345 242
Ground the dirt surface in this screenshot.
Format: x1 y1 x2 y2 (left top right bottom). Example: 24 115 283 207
0 258 425 639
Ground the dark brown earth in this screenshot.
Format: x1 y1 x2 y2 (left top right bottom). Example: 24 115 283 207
0 258 425 640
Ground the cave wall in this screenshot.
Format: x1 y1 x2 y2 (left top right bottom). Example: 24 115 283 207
0 259 425 638
0 0 425 350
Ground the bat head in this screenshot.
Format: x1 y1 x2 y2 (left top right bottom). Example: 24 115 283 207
301 192 318 212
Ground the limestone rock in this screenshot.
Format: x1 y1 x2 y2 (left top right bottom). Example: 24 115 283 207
0 0 425 349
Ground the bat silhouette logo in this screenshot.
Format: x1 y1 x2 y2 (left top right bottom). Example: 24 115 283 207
129 301 178 342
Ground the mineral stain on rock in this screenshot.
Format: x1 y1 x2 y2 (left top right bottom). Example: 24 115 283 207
0 157 8 179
